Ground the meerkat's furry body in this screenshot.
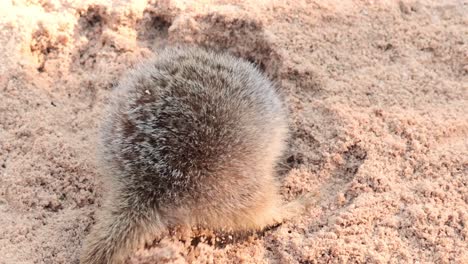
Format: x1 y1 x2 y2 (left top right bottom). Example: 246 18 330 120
80 46 311 264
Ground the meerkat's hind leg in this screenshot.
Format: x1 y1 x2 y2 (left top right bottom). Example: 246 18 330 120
237 191 318 232
257 191 319 231
276 191 319 222
80 204 165 264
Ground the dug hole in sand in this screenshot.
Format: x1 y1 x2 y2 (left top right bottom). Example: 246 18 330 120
0 0 467 263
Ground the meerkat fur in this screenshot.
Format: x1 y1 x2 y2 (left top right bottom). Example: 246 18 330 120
80 46 314 264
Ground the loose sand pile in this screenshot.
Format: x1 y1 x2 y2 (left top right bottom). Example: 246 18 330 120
0 0 467 263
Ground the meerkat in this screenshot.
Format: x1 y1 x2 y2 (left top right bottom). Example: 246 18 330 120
80 46 314 264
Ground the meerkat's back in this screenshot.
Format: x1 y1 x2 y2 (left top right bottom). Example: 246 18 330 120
100 47 287 211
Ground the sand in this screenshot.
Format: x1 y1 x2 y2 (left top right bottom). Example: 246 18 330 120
0 0 467 263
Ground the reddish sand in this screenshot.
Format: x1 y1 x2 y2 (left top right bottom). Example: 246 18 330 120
0 0 467 263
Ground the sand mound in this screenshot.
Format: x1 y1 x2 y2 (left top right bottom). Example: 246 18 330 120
0 0 467 263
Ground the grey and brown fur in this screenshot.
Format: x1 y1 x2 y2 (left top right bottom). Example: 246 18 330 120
80 46 313 264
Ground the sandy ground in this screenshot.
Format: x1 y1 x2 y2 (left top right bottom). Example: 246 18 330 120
0 0 467 263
